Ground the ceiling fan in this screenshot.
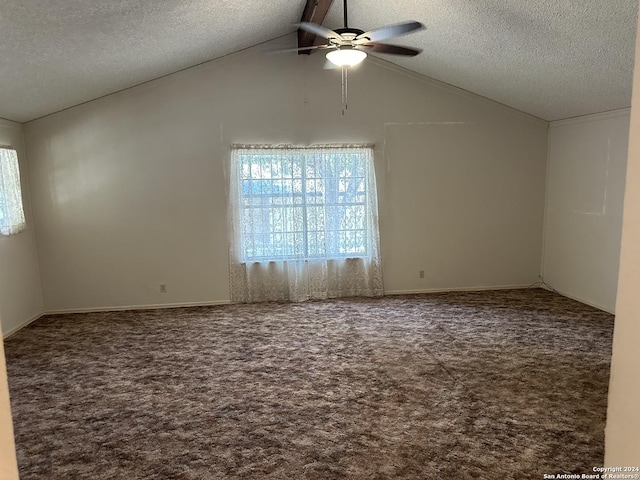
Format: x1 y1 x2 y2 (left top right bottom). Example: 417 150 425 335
288 0 425 68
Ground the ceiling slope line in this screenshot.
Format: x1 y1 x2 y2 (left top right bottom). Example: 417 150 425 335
550 108 632 126
22 32 297 125
365 55 549 125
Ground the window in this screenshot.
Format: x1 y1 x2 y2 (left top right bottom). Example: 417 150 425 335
0 147 26 236
233 146 374 262
228 144 383 302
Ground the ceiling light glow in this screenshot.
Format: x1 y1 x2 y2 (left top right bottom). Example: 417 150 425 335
326 48 367 67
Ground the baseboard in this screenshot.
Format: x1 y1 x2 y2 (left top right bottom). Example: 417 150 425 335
10 287 609 336
385 285 615 314
4 301 233 337
43 300 231 316
3 312 45 339
385 284 532 296
547 289 615 315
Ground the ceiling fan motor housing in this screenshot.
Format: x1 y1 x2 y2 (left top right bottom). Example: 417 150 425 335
330 29 367 49
334 28 365 37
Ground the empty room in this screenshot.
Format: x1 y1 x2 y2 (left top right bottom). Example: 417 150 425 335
1 0 640 478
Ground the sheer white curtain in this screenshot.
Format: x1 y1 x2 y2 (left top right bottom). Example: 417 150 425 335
228 145 383 302
0 148 26 236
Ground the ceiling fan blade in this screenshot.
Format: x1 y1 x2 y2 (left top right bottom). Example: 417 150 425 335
267 45 329 55
362 42 423 56
296 22 342 40
354 21 424 43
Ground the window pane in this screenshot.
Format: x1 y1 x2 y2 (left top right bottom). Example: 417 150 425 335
234 147 373 261
0 148 26 236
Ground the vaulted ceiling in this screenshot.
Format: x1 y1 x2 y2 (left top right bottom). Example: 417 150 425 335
0 0 637 123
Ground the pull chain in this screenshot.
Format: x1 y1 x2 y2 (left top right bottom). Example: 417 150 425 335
341 66 348 115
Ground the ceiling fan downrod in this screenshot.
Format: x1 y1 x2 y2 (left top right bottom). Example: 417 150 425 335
343 0 348 28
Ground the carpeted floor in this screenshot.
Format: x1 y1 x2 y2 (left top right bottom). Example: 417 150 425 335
5 289 614 479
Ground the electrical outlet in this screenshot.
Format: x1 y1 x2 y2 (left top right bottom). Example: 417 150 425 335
160 283 167 293
419 270 425 279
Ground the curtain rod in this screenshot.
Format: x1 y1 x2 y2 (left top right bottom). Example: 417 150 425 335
231 143 375 150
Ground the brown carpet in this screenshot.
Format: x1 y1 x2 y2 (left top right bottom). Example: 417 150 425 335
5 288 614 479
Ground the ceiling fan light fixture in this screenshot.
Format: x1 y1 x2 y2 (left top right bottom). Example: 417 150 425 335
326 47 367 67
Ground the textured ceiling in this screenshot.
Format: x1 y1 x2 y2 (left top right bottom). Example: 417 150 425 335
0 0 637 123
324 0 639 122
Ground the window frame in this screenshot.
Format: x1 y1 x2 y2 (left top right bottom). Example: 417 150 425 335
231 145 375 263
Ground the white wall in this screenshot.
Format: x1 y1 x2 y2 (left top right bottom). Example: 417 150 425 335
605 9 640 462
543 110 630 313
0 118 43 336
24 37 549 312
